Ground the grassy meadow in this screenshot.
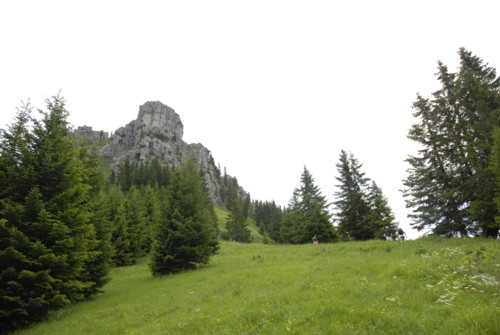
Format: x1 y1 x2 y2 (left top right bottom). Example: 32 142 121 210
12 237 499 335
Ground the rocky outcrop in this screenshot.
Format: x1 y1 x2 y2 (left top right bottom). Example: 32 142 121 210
99 101 222 203
73 126 109 145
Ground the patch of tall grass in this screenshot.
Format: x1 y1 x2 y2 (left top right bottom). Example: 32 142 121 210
13 237 499 334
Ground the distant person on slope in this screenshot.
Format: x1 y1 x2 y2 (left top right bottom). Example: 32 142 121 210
384 227 392 241
397 227 407 241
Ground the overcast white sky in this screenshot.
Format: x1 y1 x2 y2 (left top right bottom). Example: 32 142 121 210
1 1 499 239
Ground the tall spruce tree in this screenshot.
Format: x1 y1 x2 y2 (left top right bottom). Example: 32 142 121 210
403 49 500 236
106 185 134 266
141 184 162 254
333 150 371 240
226 200 251 243
280 192 302 243
77 144 113 297
280 167 336 243
492 127 500 230
0 96 104 332
150 156 219 275
365 181 397 239
242 193 251 219
118 157 135 191
220 169 240 211
125 185 147 258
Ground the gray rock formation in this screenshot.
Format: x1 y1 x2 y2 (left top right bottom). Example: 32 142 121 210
100 101 222 203
73 126 109 145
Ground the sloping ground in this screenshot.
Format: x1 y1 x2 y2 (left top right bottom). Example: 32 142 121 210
215 206 265 243
14 238 499 335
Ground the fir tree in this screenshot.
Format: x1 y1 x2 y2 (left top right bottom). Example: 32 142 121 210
118 157 135 191
365 181 397 239
253 200 283 242
226 200 251 243
150 156 219 275
107 186 134 266
141 184 162 254
242 193 251 219
403 49 500 236
0 95 103 332
281 167 336 243
492 127 500 229
333 150 371 240
220 169 240 211
125 185 147 258
280 192 302 243
77 144 113 297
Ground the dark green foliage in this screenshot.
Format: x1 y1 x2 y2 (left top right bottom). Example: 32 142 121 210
116 157 171 190
106 185 134 266
280 196 303 243
365 181 397 239
111 204 133 266
106 155 214 268
0 102 36 204
226 200 251 243
79 190 113 297
118 157 134 191
281 167 336 244
253 200 283 242
150 156 219 275
141 184 162 254
403 49 500 236
333 150 396 240
219 167 241 211
77 145 113 297
109 159 171 264
0 96 106 332
242 193 251 219
333 150 370 240
493 128 500 228
196 164 219 239
125 185 147 258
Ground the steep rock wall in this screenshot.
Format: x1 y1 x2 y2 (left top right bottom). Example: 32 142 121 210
100 101 222 203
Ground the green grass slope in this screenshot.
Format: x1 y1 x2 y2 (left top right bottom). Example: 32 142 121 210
14 238 499 335
214 206 265 243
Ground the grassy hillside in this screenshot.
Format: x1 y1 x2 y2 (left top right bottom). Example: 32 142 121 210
13 238 499 335
215 206 265 243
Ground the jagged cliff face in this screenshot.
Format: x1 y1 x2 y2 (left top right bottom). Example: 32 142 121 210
99 101 222 203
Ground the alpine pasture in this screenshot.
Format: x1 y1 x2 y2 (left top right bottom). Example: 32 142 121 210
13 237 499 335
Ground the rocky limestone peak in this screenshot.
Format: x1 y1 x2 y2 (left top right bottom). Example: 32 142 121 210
136 101 184 143
99 101 222 203
101 101 186 164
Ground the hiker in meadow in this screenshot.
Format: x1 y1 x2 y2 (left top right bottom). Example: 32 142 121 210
384 227 392 241
397 227 407 241
312 234 319 244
